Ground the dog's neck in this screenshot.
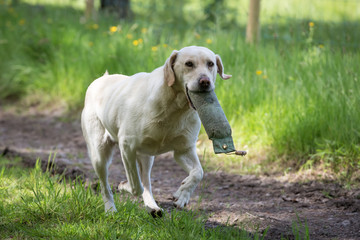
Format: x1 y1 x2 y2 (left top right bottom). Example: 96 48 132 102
173 91 188 110
154 80 191 119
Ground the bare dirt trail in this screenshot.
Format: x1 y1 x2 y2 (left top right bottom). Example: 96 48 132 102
1 111 359 240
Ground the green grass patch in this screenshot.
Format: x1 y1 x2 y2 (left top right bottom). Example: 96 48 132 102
0 157 263 239
0 0 359 181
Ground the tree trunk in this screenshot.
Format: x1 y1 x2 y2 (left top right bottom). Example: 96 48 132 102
246 0 261 44
101 0 131 19
85 0 96 21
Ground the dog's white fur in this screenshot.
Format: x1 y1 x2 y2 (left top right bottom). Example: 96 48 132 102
81 46 231 213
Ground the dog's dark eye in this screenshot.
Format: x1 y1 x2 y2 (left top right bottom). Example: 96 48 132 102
185 61 194 67
207 61 214 67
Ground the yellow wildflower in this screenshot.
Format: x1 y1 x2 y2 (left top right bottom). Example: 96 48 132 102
151 46 158 52
262 75 268 79
138 38 143 44
109 26 117 33
309 22 314 27
256 70 263 75
319 44 324 49
18 19 25 26
141 28 147 34
92 24 99 30
133 40 139 46
126 34 133 39
206 39 212 44
163 44 168 48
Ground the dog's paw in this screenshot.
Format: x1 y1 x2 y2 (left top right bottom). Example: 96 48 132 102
148 208 164 218
105 202 117 213
173 191 191 209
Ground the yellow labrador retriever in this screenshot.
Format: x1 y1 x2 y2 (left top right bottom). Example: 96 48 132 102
81 46 231 214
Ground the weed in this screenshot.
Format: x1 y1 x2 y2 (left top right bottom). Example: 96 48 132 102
291 214 310 240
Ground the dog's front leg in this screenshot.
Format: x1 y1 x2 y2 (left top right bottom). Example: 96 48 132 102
173 147 204 208
136 153 163 216
118 143 144 197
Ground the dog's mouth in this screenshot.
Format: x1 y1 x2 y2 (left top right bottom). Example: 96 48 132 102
185 85 196 110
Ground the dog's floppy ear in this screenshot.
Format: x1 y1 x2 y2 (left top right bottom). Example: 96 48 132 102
164 50 178 87
216 55 232 80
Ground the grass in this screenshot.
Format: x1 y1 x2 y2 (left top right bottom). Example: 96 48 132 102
0 157 264 239
0 0 359 181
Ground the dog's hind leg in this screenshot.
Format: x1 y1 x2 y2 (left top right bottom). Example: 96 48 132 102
118 142 144 197
82 111 116 212
136 153 162 216
173 147 204 208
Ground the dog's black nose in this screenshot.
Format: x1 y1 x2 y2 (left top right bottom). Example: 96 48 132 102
199 76 210 89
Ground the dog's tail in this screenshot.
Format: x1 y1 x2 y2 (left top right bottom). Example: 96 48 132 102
103 70 109 76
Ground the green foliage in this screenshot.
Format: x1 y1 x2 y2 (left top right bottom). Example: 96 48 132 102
0 158 258 239
0 0 359 180
290 214 309 240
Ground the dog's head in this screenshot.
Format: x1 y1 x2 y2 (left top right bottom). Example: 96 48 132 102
164 46 231 96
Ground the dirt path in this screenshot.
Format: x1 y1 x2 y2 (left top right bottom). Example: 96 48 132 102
1 111 359 239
